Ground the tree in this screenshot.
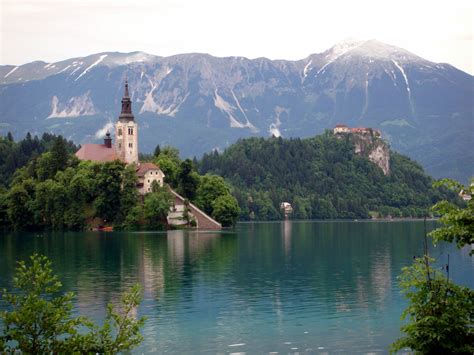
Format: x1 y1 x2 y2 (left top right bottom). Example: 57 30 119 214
429 178 473 254
153 144 161 157
50 135 69 176
195 174 230 214
117 165 139 225
6 179 35 230
392 177 474 353
178 159 200 200
212 194 240 227
391 257 474 354
0 254 146 353
144 186 172 229
93 161 125 223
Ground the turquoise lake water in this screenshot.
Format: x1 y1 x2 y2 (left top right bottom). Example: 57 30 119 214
0 220 473 353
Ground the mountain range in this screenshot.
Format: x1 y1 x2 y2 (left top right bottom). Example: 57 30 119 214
0 40 472 182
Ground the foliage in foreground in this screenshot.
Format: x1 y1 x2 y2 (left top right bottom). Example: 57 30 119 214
392 178 474 353
429 178 473 254
0 254 145 353
391 256 474 354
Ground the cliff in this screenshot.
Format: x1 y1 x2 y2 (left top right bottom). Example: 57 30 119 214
334 127 390 175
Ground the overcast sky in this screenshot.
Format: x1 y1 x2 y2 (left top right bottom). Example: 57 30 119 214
1 0 473 73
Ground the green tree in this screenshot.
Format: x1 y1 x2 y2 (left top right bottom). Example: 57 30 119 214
117 164 139 225
212 194 240 227
33 179 67 229
178 159 200 200
50 135 69 176
153 144 161 157
6 179 35 230
155 146 181 187
429 178 473 254
0 254 146 353
392 177 474 353
195 174 230 214
144 186 172 229
79 284 146 353
93 161 125 223
391 257 474 354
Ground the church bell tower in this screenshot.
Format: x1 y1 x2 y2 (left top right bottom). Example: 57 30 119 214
115 80 138 165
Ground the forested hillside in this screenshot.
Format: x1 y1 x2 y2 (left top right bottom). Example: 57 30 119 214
0 132 77 187
198 132 456 220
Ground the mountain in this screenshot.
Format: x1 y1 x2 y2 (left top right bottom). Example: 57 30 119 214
0 40 472 181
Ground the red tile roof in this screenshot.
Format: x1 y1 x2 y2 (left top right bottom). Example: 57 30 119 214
75 144 118 162
136 162 160 177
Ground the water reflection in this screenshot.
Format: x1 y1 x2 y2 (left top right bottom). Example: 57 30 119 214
0 221 472 353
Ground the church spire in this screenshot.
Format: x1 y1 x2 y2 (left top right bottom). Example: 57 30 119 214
124 79 130 98
119 80 134 121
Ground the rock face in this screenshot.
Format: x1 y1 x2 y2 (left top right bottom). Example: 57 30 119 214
335 127 390 175
0 40 472 181
367 141 390 175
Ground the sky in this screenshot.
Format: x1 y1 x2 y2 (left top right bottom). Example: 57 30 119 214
1 0 473 74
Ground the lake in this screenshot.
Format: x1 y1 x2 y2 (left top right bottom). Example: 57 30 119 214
0 220 473 353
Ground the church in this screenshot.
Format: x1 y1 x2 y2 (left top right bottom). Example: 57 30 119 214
75 81 221 229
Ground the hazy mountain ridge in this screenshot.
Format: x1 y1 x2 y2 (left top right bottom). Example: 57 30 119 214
0 40 472 181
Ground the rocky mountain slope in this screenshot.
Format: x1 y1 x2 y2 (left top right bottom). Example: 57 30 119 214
0 40 472 181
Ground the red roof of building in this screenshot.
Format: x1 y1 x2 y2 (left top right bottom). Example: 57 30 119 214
335 124 348 128
136 162 161 177
75 144 118 162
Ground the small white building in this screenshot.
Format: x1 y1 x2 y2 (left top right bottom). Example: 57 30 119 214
136 162 165 194
280 202 293 217
333 124 350 134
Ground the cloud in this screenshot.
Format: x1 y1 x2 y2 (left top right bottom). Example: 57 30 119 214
95 122 113 139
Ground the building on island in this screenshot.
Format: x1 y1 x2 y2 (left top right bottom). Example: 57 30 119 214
75 81 221 230
280 202 293 218
136 162 165 194
333 124 381 138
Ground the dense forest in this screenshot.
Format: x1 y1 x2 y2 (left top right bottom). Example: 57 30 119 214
0 133 239 230
0 132 78 187
198 132 457 220
0 131 459 229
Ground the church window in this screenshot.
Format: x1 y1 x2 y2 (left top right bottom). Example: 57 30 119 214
128 143 133 148
118 128 122 136
128 128 134 135
118 143 121 148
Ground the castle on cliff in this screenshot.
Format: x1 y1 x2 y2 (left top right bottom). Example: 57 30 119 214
75 81 221 229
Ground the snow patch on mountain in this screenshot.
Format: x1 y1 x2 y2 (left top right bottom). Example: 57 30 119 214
303 60 312 78
316 41 364 77
392 59 415 116
58 65 71 74
75 54 107 81
70 64 83 76
95 122 114 139
48 92 97 118
4 66 18 78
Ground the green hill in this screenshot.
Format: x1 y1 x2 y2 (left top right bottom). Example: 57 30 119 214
198 131 456 220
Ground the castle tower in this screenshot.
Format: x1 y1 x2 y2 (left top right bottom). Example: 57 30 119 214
115 80 138 165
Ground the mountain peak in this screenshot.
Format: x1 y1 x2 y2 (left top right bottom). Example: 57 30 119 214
329 39 422 62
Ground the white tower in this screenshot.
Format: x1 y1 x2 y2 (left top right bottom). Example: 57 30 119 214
115 80 138 165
